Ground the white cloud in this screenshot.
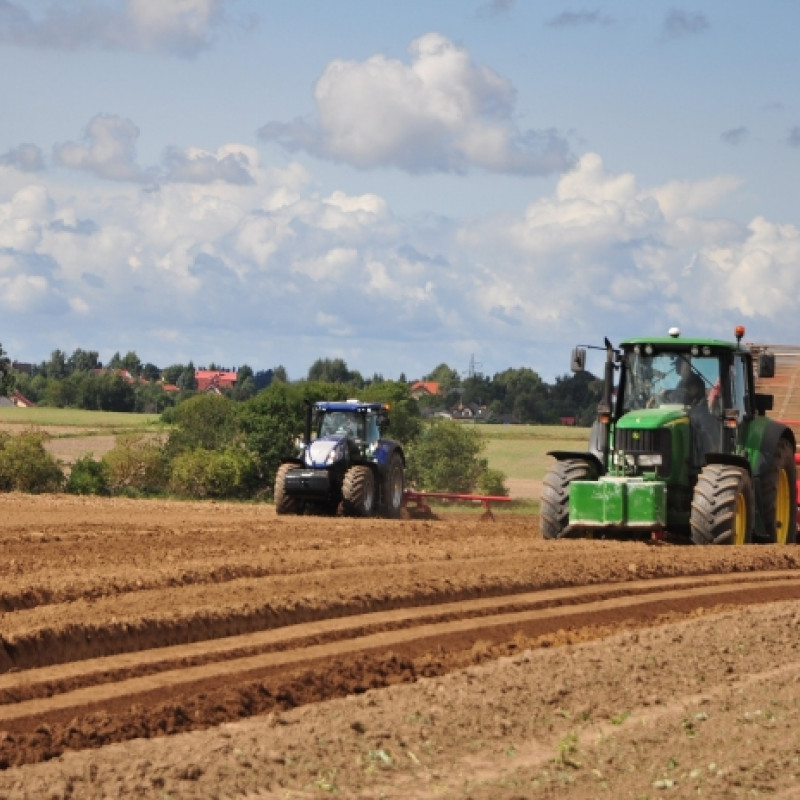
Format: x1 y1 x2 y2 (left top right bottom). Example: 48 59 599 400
0 0 238 57
54 114 150 182
259 33 573 176
162 144 256 185
4 136 800 379
0 143 45 172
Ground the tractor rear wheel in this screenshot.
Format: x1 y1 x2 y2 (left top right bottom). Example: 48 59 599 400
690 464 754 545
540 458 598 539
342 465 377 517
762 438 797 544
274 463 300 515
381 452 405 518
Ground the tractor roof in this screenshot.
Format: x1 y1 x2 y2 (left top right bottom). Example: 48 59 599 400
314 401 388 413
620 336 747 353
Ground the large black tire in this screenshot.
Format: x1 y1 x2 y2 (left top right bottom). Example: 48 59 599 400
381 452 405 518
342 465 377 517
274 463 300 515
690 464 754 545
540 458 598 540
761 438 797 544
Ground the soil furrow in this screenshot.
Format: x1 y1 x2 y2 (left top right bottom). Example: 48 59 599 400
2 573 800 768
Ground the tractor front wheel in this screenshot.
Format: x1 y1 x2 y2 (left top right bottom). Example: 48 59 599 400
342 465 377 517
540 458 598 540
762 438 797 544
274 463 300 515
690 463 754 545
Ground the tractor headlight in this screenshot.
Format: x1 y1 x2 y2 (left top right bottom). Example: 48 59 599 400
637 453 663 468
326 441 345 465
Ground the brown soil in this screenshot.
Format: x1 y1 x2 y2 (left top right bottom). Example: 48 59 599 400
2 493 800 798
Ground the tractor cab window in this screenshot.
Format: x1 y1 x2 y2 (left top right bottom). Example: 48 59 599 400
365 413 380 445
727 354 749 421
320 411 362 438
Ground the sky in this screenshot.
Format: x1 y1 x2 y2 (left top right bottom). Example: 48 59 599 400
1 0 799 383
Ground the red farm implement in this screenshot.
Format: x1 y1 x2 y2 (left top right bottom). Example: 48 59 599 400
402 490 511 521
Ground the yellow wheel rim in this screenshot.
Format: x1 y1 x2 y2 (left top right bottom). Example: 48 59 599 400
733 492 748 546
775 469 791 545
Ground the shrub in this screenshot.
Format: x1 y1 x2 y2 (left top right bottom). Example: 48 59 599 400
0 429 64 493
65 455 111 495
405 420 486 493
169 447 259 499
477 466 509 497
103 433 168 495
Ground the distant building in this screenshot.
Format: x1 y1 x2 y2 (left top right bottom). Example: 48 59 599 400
195 370 238 393
0 390 35 408
410 381 440 399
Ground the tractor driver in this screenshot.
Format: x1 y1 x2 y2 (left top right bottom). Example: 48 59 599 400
685 372 718 459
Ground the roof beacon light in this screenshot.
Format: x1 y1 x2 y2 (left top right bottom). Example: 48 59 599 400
735 325 745 344
668 327 680 338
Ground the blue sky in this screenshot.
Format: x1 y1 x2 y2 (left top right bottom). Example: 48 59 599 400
1 1 798 382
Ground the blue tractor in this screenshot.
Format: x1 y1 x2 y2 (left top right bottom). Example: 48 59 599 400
274 400 406 517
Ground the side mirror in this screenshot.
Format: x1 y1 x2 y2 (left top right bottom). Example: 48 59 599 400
754 393 774 415
758 353 775 379
570 347 587 372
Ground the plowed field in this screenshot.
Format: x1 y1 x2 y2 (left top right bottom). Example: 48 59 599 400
3 493 800 799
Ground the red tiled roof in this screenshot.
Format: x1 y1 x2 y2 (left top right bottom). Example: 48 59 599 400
410 381 440 396
195 370 238 392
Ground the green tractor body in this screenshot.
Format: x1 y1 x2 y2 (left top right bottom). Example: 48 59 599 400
542 328 797 545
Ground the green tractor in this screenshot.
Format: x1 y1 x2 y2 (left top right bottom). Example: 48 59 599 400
542 326 797 545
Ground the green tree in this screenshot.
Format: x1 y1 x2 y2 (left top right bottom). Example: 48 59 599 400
0 342 14 397
547 371 602 425
67 348 100 373
169 447 258 499
65 455 111 495
141 362 161 382
405 420 486 493
161 364 187 385
166 393 238 455
307 357 357 384
103 433 168 495
0 430 64 492
425 363 461 393
492 367 548 423
120 351 142 377
361 380 422 445
44 349 69 380
177 361 198 391
236 383 306 487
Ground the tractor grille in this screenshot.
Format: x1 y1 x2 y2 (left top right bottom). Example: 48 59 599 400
614 428 672 474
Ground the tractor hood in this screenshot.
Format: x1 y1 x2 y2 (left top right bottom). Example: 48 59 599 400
616 407 688 430
305 435 348 468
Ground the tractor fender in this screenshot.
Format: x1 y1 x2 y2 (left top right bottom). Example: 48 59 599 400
373 441 405 473
704 452 752 473
752 420 796 477
547 450 604 476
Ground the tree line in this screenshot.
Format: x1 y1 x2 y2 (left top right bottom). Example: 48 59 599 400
4 348 602 425
0 341 602 501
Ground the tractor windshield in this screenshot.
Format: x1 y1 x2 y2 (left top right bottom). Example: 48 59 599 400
319 411 364 439
622 350 720 412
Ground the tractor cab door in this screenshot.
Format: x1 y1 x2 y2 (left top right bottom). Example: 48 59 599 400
721 351 752 453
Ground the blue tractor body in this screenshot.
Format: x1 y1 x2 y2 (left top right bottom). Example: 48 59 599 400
274 401 406 517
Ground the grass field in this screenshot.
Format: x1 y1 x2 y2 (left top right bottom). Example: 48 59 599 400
481 423 587 483
0 407 161 429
